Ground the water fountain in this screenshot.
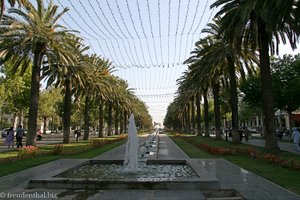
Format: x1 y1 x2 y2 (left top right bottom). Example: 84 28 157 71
123 114 139 172
28 114 220 190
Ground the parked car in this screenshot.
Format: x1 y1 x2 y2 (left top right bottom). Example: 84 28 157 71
0 128 10 138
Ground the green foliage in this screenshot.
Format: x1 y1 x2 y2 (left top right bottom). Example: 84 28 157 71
272 54 300 112
0 61 31 118
239 101 262 123
240 54 300 113
39 88 62 119
240 75 262 108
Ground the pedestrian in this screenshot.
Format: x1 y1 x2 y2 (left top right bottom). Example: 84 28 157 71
16 125 25 148
291 127 300 151
36 129 42 141
4 127 14 148
75 130 81 142
239 129 243 141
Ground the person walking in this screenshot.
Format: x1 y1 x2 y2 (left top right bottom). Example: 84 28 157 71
4 127 14 148
291 127 300 151
75 130 81 142
16 125 25 148
36 129 42 141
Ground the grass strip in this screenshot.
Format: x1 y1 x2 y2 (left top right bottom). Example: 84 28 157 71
171 135 300 195
0 139 125 177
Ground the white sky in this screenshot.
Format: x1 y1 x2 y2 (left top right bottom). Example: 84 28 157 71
35 1 299 124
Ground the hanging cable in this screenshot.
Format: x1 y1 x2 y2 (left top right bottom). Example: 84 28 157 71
184 0 200 61
103 0 138 67
65 0 123 67
146 0 159 65
189 0 209 51
173 0 181 66
167 0 171 67
87 0 136 67
157 0 164 66
135 0 155 67
124 0 145 67
113 0 139 67
178 0 191 65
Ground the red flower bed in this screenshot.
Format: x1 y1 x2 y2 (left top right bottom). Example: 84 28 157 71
180 136 300 171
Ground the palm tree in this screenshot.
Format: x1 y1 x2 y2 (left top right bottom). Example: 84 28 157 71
0 0 77 145
201 19 258 142
0 0 27 19
211 0 299 151
43 36 88 143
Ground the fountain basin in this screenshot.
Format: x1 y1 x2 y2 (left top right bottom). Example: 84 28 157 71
28 159 219 190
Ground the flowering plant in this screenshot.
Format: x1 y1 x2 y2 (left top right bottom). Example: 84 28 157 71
18 146 38 158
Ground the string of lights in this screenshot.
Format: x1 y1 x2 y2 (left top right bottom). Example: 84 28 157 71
135 0 155 67
64 0 123 67
49 0 218 123
178 0 191 64
167 0 171 68
113 0 139 66
146 0 159 65
157 0 164 66
124 0 145 67
87 0 137 67
189 0 210 51
173 0 181 66
50 0 99 56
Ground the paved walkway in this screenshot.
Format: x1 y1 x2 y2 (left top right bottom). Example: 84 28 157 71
0 133 299 200
244 138 300 155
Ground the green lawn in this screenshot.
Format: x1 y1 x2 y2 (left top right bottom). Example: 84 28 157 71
171 135 300 195
0 138 125 177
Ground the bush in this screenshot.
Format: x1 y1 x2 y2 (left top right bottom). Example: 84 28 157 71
52 144 63 155
18 146 38 158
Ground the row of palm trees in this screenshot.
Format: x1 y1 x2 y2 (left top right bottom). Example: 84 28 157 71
0 0 152 145
165 0 299 152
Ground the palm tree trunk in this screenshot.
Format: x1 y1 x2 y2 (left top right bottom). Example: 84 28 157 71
258 21 279 152
196 92 202 135
191 96 195 134
212 81 222 140
63 76 72 144
26 49 44 146
83 93 90 140
181 111 185 131
120 110 124 134
227 56 240 143
186 104 191 133
98 101 104 138
123 110 127 133
43 117 47 135
107 102 113 136
114 108 119 135
183 107 187 132
203 89 210 137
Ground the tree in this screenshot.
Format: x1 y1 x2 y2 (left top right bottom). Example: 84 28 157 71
241 54 300 129
0 0 27 19
211 0 299 151
0 61 31 127
39 88 62 134
0 0 78 145
43 36 88 143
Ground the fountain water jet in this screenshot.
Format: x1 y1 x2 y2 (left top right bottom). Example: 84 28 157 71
123 114 139 172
